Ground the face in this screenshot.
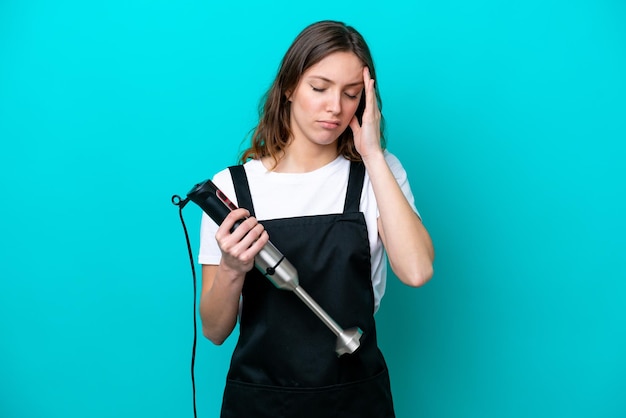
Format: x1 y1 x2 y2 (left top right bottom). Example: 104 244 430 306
287 51 364 149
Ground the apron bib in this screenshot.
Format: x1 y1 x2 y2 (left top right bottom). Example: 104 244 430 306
220 161 395 418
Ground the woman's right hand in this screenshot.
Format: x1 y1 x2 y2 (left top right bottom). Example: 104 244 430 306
215 208 269 275
200 208 269 345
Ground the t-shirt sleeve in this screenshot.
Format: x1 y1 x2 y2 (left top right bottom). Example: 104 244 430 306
384 150 421 219
197 169 238 265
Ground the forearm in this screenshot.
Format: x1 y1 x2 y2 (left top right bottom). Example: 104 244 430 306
363 152 434 286
199 209 269 344
199 264 245 345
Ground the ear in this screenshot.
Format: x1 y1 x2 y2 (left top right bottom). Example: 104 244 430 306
285 90 292 102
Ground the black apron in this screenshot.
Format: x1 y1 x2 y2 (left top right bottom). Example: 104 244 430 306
220 161 395 418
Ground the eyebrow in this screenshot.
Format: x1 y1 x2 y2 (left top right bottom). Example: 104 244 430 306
308 76 364 88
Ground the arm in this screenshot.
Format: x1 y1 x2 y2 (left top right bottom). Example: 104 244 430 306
349 67 434 287
367 154 434 287
199 209 269 344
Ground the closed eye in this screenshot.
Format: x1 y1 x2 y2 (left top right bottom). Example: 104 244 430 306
310 83 359 100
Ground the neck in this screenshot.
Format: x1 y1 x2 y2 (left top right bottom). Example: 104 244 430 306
265 141 339 173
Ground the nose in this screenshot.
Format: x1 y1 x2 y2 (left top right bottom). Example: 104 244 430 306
326 91 342 115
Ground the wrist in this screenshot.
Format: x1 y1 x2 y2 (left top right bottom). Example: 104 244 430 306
361 149 385 166
217 261 248 283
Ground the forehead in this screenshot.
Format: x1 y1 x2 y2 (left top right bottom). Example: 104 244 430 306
302 51 364 84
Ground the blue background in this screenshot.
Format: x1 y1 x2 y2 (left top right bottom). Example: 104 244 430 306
1 0 625 417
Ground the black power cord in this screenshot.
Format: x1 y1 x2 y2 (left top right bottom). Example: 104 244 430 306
171 195 197 418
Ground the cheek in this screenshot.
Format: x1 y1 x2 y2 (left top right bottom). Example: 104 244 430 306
296 92 323 114
344 99 361 118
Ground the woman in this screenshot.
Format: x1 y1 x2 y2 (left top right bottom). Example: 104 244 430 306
198 20 434 417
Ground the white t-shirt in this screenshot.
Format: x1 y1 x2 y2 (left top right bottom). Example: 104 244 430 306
198 150 419 312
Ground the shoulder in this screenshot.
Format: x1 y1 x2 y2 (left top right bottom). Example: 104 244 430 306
212 159 264 184
209 160 255 206
382 150 408 179
364 150 419 215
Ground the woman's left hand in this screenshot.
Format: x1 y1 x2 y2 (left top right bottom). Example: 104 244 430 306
349 66 383 160
349 67 434 287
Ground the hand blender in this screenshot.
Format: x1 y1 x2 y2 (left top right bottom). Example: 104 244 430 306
185 179 363 356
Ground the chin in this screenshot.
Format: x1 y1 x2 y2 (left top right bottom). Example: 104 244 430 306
314 138 340 147
318 131 345 145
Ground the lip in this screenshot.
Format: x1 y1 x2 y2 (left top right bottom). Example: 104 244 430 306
318 120 341 129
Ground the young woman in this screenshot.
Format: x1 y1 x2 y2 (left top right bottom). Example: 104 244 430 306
198 20 434 417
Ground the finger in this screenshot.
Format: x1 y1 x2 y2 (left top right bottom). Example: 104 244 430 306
237 221 266 249
234 224 269 262
228 228 269 269
363 66 372 84
228 216 262 245
364 68 377 114
247 229 270 254
217 209 250 237
219 221 265 263
360 68 378 122
228 208 250 223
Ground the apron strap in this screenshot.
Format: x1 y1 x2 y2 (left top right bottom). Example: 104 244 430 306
228 165 256 217
343 161 366 213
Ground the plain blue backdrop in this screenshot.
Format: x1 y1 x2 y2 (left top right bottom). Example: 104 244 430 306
1 0 625 417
